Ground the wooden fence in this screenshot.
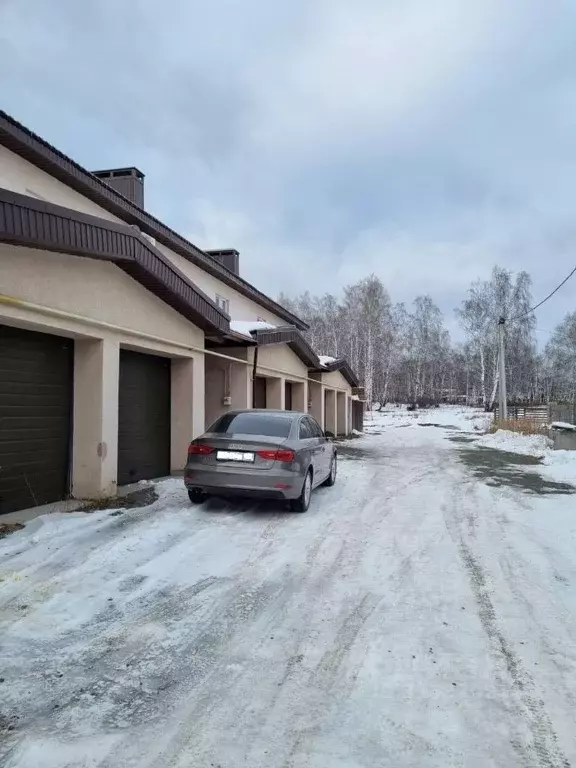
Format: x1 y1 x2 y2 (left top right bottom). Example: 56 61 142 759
495 404 549 427
550 404 576 425
495 403 576 427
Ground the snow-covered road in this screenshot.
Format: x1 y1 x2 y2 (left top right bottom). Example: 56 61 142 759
2 409 576 767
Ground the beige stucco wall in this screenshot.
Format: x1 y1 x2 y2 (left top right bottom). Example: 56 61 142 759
0 243 207 499
153 242 286 326
205 349 251 428
0 245 204 348
0 147 122 223
0 146 292 326
256 344 309 381
320 369 351 393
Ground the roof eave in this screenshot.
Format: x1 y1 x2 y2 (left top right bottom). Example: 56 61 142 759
251 325 320 368
0 110 309 332
0 189 229 335
312 358 360 388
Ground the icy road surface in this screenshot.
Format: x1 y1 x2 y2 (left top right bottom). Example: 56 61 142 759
1 408 576 768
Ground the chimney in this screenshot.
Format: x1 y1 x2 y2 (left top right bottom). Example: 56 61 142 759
206 248 240 275
92 167 145 209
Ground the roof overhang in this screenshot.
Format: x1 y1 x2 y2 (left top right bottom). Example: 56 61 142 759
250 326 320 368
0 189 229 334
205 330 257 348
312 358 360 388
0 110 308 331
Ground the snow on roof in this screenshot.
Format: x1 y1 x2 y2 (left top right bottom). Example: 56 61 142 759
229 320 276 338
551 422 576 431
318 355 337 367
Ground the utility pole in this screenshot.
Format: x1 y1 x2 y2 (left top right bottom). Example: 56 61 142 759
498 317 508 421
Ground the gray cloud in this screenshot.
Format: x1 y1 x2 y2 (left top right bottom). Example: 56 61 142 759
1 0 576 337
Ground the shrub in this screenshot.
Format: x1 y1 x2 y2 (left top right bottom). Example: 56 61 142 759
490 418 547 436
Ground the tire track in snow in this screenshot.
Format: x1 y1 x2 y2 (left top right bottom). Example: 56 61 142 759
443 472 571 768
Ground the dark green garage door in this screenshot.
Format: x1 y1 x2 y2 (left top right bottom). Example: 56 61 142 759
118 350 171 486
0 325 73 515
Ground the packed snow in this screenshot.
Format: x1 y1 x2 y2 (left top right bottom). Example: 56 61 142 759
364 403 493 434
1 406 576 767
229 320 276 337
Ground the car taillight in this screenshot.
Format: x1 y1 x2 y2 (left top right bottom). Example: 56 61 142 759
188 444 215 455
257 449 296 462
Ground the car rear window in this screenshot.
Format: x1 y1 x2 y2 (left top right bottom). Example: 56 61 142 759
209 412 294 437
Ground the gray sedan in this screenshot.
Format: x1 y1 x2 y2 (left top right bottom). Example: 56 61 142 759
184 409 337 512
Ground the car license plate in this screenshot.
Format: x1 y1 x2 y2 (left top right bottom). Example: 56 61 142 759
216 450 255 462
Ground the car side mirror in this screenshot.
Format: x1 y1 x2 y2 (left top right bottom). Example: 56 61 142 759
324 430 335 439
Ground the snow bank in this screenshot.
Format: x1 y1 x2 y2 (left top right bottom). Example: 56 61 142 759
541 450 576 484
476 429 551 457
229 320 276 337
476 429 576 485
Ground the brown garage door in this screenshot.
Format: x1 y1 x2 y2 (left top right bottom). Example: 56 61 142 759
253 376 267 409
0 325 73 515
117 350 171 486
285 381 293 410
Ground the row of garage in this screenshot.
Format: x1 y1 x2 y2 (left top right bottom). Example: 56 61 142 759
0 325 173 515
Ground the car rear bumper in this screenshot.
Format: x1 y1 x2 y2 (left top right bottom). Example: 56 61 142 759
184 465 302 500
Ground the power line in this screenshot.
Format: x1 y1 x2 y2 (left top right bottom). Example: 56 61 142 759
510 263 576 321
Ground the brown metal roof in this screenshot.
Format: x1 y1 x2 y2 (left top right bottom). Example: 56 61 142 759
250 326 320 369
0 110 308 331
0 189 228 334
312 358 360 388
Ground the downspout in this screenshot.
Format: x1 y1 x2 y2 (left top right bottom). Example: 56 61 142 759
252 344 259 407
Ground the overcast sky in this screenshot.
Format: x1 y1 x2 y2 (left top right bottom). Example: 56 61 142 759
2 0 576 338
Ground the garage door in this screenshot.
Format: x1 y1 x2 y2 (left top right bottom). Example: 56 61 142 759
285 381 293 410
0 325 73 515
118 350 171 486
253 376 267 409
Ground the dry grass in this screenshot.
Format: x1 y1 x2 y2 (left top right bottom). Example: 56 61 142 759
490 418 548 436
0 522 25 539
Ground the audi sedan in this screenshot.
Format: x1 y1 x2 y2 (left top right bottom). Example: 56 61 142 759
184 409 337 512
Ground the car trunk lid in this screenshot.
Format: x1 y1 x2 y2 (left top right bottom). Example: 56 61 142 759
189 434 291 470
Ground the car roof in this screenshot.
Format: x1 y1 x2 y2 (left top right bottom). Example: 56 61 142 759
226 409 302 418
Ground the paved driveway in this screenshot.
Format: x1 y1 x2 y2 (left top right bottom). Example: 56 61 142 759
1 411 576 767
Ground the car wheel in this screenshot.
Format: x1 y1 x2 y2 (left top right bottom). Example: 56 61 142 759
323 453 337 487
188 488 207 505
290 470 312 513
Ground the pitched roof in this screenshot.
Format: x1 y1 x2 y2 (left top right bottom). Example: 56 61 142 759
0 110 307 330
249 325 320 368
0 188 228 333
313 357 360 388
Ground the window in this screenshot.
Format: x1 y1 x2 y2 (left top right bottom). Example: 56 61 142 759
215 294 229 314
299 419 313 439
306 416 324 438
209 412 294 438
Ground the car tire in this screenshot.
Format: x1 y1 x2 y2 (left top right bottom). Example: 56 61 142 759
323 453 337 487
188 488 207 505
290 469 312 513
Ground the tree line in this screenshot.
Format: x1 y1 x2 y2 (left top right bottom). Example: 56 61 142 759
278 267 576 408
